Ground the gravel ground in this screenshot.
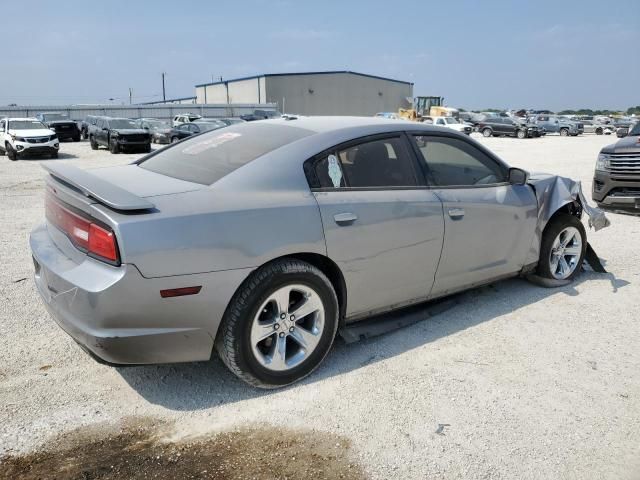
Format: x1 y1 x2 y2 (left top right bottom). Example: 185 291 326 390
1 134 639 479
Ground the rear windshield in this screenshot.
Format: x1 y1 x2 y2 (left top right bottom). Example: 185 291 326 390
138 122 314 185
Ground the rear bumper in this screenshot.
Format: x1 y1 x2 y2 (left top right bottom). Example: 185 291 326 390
592 171 640 211
29 223 251 365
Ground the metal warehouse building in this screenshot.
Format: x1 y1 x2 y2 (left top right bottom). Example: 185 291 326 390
194 71 413 116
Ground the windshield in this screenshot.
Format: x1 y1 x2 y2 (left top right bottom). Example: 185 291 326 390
629 122 640 136
42 113 68 122
109 119 138 129
10 120 48 130
139 122 314 185
195 122 225 132
146 120 170 129
444 117 459 124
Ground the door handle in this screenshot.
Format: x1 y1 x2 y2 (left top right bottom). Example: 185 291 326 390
448 208 465 219
334 212 358 225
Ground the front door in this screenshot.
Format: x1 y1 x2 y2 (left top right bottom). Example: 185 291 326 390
410 134 538 296
309 134 445 318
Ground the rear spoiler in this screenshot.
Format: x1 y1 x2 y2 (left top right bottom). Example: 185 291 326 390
42 163 154 211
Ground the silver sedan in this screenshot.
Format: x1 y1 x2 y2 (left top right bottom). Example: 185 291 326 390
30 117 604 388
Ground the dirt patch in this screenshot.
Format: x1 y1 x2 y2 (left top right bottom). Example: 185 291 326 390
0 418 365 480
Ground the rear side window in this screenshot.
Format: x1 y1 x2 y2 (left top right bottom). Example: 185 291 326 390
313 136 419 189
139 122 314 185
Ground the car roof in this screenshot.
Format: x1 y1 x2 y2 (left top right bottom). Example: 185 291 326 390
261 116 436 134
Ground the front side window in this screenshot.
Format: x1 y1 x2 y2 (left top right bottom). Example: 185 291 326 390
412 135 506 187
313 136 419 189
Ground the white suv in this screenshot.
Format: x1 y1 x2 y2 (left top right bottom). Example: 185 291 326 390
0 117 59 160
172 113 201 127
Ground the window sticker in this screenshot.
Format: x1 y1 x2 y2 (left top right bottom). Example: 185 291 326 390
182 132 242 155
328 154 342 188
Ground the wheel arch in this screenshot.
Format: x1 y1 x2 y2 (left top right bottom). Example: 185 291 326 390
226 252 348 329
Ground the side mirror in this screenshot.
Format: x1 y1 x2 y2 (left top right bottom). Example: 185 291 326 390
508 167 529 185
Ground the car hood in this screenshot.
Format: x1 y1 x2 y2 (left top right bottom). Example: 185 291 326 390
46 120 76 126
8 128 54 137
89 164 204 198
601 135 640 154
111 128 149 135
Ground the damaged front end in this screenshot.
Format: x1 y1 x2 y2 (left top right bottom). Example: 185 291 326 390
525 173 611 286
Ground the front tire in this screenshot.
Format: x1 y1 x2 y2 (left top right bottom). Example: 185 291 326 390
559 128 569 137
6 144 17 161
537 213 586 281
90 136 98 150
109 140 120 154
482 128 492 137
216 259 339 388
516 129 526 139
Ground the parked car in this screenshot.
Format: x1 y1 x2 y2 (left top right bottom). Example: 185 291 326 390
80 115 99 140
36 112 81 142
240 109 282 122
135 118 173 144
89 117 151 154
29 117 606 388
168 120 226 143
477 117 540 138
0 117 59 160
593 121 640 212
527 115 582 136
581 120 614 135
172 113 202 127
424 116 472 135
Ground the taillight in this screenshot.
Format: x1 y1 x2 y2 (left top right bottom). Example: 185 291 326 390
45 193 119 263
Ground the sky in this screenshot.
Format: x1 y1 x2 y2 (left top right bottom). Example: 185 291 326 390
2 0 638 111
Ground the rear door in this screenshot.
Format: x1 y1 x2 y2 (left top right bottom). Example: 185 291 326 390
410 133 538 296
309 133 445 318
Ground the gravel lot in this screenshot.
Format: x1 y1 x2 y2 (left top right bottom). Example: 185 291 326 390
1 133 639 479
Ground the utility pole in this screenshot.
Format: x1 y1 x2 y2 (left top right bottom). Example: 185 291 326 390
161 72 166 103
129 88 132 105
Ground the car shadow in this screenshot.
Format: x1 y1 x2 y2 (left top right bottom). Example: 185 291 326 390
117 268 629 411
17 152 78 161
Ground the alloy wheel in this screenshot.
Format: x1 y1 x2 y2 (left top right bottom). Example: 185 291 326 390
250 284 325 372
548 226 582 279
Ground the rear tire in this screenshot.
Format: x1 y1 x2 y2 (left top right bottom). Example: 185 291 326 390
50 151 58 159
215 259 339 388
537 213 586 281
73 135 80 142
595 128 603 135
143 144 151 154
482 128 492 137
171 136 179 144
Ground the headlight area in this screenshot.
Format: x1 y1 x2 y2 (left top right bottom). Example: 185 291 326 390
596 153 610 171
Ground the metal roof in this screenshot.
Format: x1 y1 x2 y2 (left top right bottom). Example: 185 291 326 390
195 70 413 88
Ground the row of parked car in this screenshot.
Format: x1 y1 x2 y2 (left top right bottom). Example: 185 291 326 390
79 114 247 154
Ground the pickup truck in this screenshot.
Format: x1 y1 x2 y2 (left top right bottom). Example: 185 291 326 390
89 117 151 154
528 115 582 136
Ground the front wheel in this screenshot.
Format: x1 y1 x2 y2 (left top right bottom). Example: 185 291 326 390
516 129 526 139
482 128 492 137
537 213 586 281
216 259 339 388
109 140 120 154
89 136 98 150
559 128 569 137
6 144 17 161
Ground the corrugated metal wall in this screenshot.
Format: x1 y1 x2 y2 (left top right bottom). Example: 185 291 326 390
0 103 277 121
